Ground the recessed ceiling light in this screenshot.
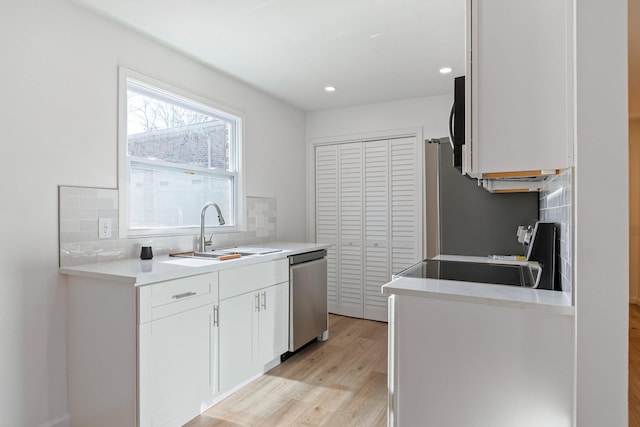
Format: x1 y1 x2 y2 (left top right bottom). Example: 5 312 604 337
439 67 453 74
325 86 336 92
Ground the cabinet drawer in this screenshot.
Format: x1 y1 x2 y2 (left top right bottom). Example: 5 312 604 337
219 259 288 300
138 273 218 323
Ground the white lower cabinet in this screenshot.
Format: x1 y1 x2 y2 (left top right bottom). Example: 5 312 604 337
65 258 289 427
139 304 216 427
257 282 289 364
218 259 289 393
388 294 574 427
218 290 256 391
138 273 219 427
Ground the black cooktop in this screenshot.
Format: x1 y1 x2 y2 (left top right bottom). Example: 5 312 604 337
397 259 537 288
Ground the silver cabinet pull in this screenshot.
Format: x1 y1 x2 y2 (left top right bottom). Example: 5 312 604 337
261 291 267 310
213 305 219 327
255 293 260 311
172 291 197 299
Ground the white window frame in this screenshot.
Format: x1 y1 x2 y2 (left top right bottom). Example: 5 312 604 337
117 67 245 238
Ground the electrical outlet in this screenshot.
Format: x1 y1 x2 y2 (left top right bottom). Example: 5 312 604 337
98 217 112 239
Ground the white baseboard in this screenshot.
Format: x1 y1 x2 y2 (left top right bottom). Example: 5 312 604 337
38 414 70 427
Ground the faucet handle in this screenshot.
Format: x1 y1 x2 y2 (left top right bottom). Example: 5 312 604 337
204 232 215 248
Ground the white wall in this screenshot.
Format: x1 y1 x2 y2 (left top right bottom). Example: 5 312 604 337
0 1 306 425
306 95 451 140
574 0 629 425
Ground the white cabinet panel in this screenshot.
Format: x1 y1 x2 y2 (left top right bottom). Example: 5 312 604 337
467 0 573 175
218 260 290 394
138 273 219 427
218 291 257 392
139 273 217 323
388 294 573 426
139 303 215 427
258 282 289 364
218 259 288 300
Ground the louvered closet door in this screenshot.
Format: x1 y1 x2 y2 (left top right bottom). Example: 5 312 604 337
315 145 339 314
390 137 420 274
363 141 390 322
314 136 421 321
338 143 363 318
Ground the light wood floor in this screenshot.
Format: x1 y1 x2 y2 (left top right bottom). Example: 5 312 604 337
631 304 640 426
186 314 388 427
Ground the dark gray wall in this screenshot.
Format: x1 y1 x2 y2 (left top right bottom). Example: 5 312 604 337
438 144 539 256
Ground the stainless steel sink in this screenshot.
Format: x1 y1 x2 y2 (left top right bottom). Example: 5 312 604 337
230 247 284 255
193 250 254 257
184 247 284 259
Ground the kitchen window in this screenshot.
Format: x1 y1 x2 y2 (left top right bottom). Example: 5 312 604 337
118 68 243 237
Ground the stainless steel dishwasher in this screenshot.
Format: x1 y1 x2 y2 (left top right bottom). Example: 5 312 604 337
288 249 328 353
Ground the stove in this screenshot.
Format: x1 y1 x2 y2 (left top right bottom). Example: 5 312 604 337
396 259 540 288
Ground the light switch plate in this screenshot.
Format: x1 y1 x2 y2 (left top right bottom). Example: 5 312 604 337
98 217 112 239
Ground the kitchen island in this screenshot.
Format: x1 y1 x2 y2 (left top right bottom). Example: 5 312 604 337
382 255 574 427
60 241 329 427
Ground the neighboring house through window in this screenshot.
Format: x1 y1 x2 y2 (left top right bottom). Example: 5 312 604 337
118 67 243 237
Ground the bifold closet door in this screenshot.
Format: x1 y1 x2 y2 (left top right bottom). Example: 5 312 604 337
337 143 364 318
315 137 420 320
363 141 390 322
315 144 339 314
390 137 420 275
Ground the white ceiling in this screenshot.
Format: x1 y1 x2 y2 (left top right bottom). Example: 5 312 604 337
73 0 465 112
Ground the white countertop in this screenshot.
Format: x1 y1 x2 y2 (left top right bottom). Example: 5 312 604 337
382 254 574 315
59 242 331 286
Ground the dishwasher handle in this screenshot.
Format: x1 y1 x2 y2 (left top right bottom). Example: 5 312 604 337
289 249 327 265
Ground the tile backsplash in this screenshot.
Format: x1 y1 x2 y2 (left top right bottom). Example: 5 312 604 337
539 169 573 292
59 185 277 267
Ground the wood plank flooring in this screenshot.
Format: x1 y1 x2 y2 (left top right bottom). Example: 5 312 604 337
631 304 640 426
186 314 388 427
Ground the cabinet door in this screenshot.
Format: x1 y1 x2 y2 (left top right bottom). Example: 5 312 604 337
258 282 289 364
218 292 258 392
469 0 572 174
139 304 215 427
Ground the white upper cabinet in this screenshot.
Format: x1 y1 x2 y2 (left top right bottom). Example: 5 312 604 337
465 0 573 177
